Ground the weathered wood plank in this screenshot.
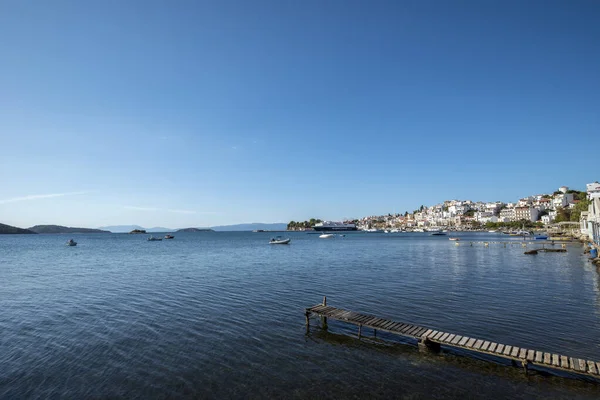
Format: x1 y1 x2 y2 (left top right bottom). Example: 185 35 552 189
535 351 543 363
422 329 433 338
481 341 490 351
569 358 576 370
488 342 497 353
466 338 476 348
440 332 450 342
381 321 396 330
560 356 569 368
578 359 587 372
405 326 421 336
596 362 600 375
496 344 505 354
433 331 445 341
446 334 456 343
587 360 598 375
451 335 463 345
543 353 551 365
388 322 405 331
458 336 469 346
551 354 559 367
354 315 372 324
519 349 527 359
474 339 484 350
526 350 535 362
412 327 428 337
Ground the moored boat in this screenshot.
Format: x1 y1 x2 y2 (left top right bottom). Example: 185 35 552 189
313 221 357 231
147 236 162 241
270 236 291 244
319 234 334 239
431 232 447 236
449 237 460 241
164 234 174 239
66 239 77 246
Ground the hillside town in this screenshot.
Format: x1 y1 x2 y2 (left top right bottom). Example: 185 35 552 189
290 182 600 247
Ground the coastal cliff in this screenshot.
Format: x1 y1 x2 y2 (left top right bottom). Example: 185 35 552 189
28 225 110 234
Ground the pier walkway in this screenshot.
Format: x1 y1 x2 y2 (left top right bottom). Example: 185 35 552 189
306 300 600 378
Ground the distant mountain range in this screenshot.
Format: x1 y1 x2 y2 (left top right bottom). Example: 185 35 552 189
1 222 288 234
0 223 36 234
210 223 287 231
98 225 173 233
28 225 110 234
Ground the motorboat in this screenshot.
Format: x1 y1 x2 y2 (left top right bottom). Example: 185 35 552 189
66 239 77 246
449 237 460 241
147 236 162 241
488 230 497 233
270 236 291 244
164 234 174 239
534 235 548 240
319 234 334 239
431 232 447 236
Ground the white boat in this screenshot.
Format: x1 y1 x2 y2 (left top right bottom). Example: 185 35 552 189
66 239 77 246
449 237 460 241
164 234 174 239
147 236 162 241
319 234 334 239
390 229 399 233
269 237 291 244
488 230 497 233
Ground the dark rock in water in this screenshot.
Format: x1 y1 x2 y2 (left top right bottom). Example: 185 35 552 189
524 250 538 255
129 229 147 234
176 227 214 232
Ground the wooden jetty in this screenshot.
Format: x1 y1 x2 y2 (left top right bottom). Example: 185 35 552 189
305 298 600 379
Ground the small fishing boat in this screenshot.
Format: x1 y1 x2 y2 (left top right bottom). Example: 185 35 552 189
431 232 447 236
449 237 460 241
66 239 77 246
319 234 334 239
534 235 548 240
164 234 174 239
270 236 291 244
147 236 162 241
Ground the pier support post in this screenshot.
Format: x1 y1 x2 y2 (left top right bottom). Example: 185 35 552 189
320 296 328 330
522 359 529 375
305 311 310 334
358 325 362 339
418 337 441 354
373 329 377 338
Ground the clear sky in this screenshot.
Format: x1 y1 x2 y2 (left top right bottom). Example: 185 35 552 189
1 0 599 228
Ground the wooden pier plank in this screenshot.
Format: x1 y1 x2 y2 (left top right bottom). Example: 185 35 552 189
481 341 490 351
474 339 484 350
440 332 450 342
451 335 463 345
587 360 597 375
433 331 446 341
496 344 505 354
519 349 527 359
543 353 551 365
561 356 569 368
405 326 420 336
458 336 469 346
552 354 559 367
412 327 428 337
466 338 476 348
388 322 405 331
446 334 456 343
422 329 433 338
578 359 587 372
527 350 535 362
535 351 543 363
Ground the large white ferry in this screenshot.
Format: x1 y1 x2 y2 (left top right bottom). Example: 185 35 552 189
313 221 358 231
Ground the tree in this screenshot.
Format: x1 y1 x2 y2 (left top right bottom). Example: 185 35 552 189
570 199 590 222
554 207 571 223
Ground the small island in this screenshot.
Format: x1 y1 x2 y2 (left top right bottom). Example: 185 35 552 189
28 225 110 234
129 229 147 234
176 227 214 232
0 223 37 234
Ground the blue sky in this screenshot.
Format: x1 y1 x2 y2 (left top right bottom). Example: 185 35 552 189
1 0 598 228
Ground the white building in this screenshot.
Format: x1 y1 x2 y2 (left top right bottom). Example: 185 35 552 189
514 206 539 222
559 186 569 194
585 182 600 245
500 207 516 222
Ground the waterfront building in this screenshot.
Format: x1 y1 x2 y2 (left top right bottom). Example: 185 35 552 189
585 182 600 245
499 207 516 222
514 206 539 222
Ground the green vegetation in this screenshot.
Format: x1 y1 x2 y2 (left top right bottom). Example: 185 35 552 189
176 227 214 232
28 225 110 234
0 223 37 234
287 219 322 230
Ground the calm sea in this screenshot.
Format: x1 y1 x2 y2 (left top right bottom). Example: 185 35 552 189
1 232 599 399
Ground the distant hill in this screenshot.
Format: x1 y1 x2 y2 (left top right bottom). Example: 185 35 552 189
98 225 173 233
0 223 37 234
28 225 110 234
176 227 214 232
210 223 287 231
